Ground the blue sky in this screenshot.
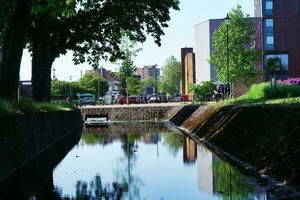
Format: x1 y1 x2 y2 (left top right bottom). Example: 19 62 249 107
20 0 254 81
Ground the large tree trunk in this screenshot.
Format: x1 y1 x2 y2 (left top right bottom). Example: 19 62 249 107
32 46 55 102
0 0 31 100
31 17 56 102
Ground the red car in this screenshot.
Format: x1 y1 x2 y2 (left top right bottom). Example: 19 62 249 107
118 96 140 105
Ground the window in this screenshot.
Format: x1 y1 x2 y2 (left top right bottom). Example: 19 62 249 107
265 54 289 71
264 0 273 15
265 35 274 50
265 19 273 27
265 19 274 34
266 36 274 44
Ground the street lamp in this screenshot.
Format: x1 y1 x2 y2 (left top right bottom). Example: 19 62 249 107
69 76 72 98
224 14 230 98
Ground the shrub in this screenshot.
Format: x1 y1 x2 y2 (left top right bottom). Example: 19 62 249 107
241 82 300 100
191 81 216 102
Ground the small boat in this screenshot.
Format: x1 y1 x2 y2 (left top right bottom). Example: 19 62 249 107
85 115 111 126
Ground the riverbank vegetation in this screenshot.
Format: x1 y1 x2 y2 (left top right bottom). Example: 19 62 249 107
0 99 74 116
217 82 300 106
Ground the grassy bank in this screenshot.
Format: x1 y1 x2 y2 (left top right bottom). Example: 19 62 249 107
188 104 300 185
0 99 75 116
217 82 300 106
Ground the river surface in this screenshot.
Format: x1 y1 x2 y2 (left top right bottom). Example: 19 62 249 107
0 123 271 199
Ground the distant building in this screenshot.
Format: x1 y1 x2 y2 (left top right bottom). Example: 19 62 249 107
19 81 32 98
136 65 160 80
181 48 196 95
85 67 112 79
180 48 195 95
194 19 224 84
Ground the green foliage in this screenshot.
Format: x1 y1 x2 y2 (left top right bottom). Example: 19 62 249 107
159 56 180 96
117 38 141 95
141 77 160 94
0 99 74 116
210 5 259 86
241 82 300 100
51 80 83 97
213 157 257 199
127 76 142 96
51 73 108 97
191 81 216 102
79 73 109 96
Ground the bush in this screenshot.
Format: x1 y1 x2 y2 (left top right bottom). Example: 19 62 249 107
241 82 300 100
191 81 216 102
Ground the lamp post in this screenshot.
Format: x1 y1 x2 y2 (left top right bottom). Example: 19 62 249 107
224 14 230 98
69 76 72 98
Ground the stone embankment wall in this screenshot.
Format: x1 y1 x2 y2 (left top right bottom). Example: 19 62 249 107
81 103 182 122
170 104 300 186
0 110 83 182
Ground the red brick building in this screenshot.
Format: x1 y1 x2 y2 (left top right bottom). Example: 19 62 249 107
255 0 300 79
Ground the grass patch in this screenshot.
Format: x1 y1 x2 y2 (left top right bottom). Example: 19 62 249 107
215 82 300 106
0 99 75 116
242 82 300 100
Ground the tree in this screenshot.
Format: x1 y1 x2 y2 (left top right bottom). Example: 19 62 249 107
159 56 180 96
0 0 32 100
117 38 141 95
51 80 85 97
210 5 259 86
191 81 215 102
141 77 160 94
127 75 141 96
26 0 179 101
79 73 108 97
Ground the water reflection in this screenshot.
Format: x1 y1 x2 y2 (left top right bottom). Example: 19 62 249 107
0 123 270 200
51 123 268 200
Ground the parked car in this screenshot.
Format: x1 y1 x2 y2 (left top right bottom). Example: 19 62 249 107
148 94 161 103
173 96 183 102
80 97 96 106
118 96 141 105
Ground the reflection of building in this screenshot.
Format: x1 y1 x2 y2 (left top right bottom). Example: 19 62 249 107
197 145 214 195
180 48 195 95
136 65 160 80
183 136 197 164
255 0 300 79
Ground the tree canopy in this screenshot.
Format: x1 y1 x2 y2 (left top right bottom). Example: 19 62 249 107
159 56 180 96
51 73 108 97
210 5 259 86
0 0 180 101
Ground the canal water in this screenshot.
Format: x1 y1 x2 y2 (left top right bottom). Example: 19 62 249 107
0 123 269 199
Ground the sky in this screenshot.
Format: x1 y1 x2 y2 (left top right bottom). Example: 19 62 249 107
20 0 254 81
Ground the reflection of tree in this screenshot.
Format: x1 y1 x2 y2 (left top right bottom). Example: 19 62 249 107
75 175 128 200
53 175 128 200
114 133 144 200
213 157 262 200
162 132 183 156
82 132 112 145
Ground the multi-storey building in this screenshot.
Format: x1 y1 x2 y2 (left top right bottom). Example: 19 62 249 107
136 65 160 80
194 19 224 84
255 0 300 79
180 48 196 95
